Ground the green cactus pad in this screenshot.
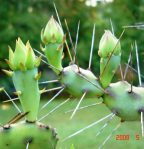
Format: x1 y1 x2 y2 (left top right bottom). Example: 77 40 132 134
0 121 58 149
12 69 40 122
59 64 104 97
104 81 144 121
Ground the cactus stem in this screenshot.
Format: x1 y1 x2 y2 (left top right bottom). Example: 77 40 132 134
65 102 102 114
38 55 61 73
70 92 87 120
62 113 114 142
35 72 41 80
53 2 73 62
41 87 65 110
38 97 70 122
100 29 125 78
98 122 121 149
2 69 13 77
88 24 95 70
3 89 21 112
135 41 142 86
96 113 115 138
3 97 19 103
39 80 59 84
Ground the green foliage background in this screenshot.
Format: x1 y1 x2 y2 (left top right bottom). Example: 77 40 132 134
1 0 144 92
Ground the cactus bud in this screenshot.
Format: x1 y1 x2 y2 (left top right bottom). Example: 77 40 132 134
41 16 64 74
98 30 121 58
99 30 121 88
7 38 41 122
41 16 64 45
8 38 38 71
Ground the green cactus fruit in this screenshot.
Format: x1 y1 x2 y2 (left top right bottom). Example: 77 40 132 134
8 39 41 122
98 30 121 58
41 16 64 74
104 81 144 121
0 121 58 149
59 64 104 97
98 30 121 88
100 55 120 88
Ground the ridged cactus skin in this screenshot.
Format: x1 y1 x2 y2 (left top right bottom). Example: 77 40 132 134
12 68 40 122
0 121 58 149
59 64 104 97
41 16 64 74
104 81 144 121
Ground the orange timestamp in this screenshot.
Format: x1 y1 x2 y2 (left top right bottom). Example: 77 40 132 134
115 134 141 140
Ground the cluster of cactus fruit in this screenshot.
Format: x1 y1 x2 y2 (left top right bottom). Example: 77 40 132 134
0 8 144 149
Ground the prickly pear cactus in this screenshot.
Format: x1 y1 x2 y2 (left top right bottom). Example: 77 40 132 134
0 38 58 148
1 6 144 149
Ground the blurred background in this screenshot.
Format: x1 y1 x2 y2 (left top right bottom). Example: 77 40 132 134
1 1 144 149
1 0 144 96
